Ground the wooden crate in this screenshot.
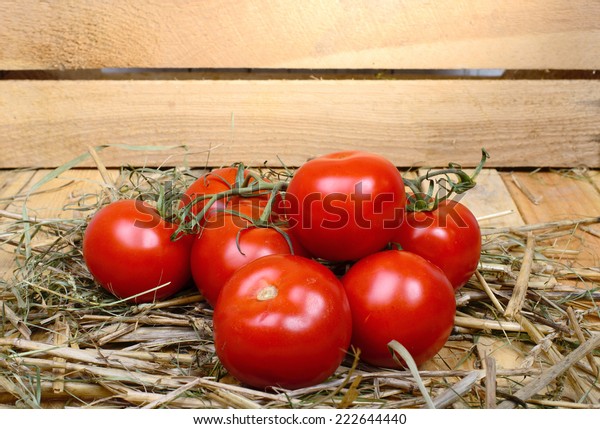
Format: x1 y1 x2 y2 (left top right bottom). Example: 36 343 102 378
1 0 599 169
0 1 599 410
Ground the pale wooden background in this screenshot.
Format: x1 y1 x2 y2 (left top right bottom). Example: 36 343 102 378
0 0 598 168
1 1 600 406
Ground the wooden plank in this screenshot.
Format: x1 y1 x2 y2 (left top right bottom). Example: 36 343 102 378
0 169 113 281
503 171 600 268
16 169 112 220
503 171 600 224
418 169 525 228
1 0 599 70
0 80 599 169
475 336 530 390
462 170 525 228
0 170 37 280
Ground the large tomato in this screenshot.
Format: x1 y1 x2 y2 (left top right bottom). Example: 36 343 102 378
342 250 455 368
213 254 352 390
285 151 406 262
190 201 307 307
393 199 481 290
83 199 193 303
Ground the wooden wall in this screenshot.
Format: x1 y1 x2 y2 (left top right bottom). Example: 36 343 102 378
0 0 598 168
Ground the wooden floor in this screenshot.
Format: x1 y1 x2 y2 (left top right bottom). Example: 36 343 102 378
0 167 599 407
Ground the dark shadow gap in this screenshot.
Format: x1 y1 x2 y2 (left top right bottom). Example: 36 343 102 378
1 68 597 81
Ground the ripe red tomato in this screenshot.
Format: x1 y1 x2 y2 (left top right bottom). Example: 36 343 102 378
180 167 245 223
213 254 352 390
83 199 193 303
181 166 281 226
285 151 406 262
342 250 455 368
190 201 307 307
393 199 481 290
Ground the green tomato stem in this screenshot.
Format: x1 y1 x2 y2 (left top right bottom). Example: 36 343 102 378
403 148 489 212
174 177 287 238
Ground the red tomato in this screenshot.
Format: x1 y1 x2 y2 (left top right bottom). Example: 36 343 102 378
83 199 193 303
181 167 281 226
342 250 455 368
285 151 406 262
190 201 307 307
393 200 481 290
180 167 244 223
213 254 352 390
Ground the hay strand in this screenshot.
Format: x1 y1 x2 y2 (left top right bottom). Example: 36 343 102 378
505 231 536 318
484 356 497 409
566 306 599 377
497 335 600 409
429 371 483 409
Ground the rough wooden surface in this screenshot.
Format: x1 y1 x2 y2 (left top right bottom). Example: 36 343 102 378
0 169 109 280
421 169 525 228
0 170 36 280
1 80 599 169
1 0 599 70
502 171 600 268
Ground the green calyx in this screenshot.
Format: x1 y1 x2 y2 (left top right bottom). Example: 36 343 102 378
173 163 289 239
403 148 489 212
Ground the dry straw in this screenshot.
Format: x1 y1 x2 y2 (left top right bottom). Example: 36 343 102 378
0 149 598 409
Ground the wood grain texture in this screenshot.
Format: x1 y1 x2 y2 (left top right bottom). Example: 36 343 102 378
1 80 599 169
0 170 36 280
1 0 599 70
0 169 113 280
420 169 525 228
503 172 600 224
503 171 600 268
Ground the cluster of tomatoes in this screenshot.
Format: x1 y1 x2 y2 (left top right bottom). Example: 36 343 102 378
82 150 483 390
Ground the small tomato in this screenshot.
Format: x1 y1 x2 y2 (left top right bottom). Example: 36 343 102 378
342 250 455 368
394 199 481 290
83 199 193 303
190 201 307 307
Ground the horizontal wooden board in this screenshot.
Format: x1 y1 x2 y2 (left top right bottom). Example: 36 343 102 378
1 0 599 70
1 80 599 169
